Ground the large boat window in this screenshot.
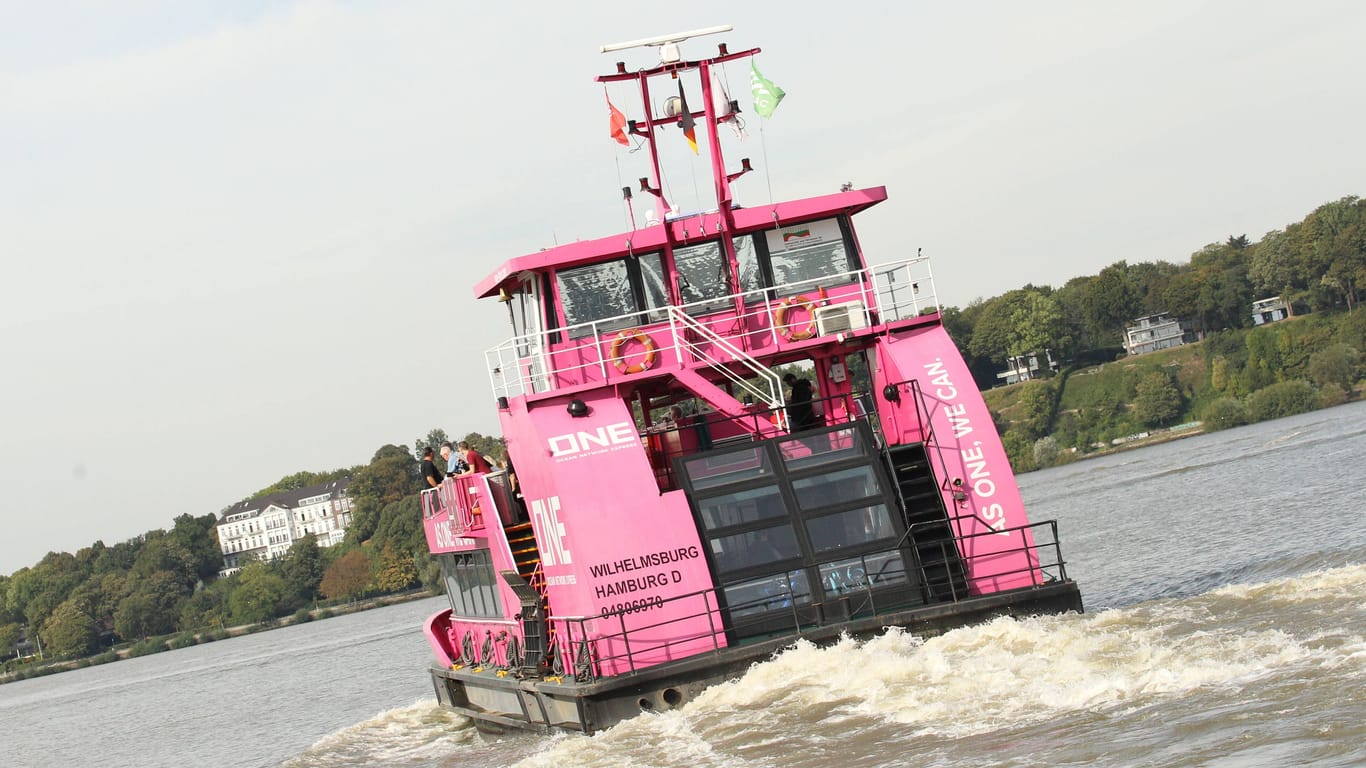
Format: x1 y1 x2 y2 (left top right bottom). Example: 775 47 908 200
709 523 800 574
556 253 667 338
697 483 786 530
778 427 865 470
674 241 732 313
806 504 895 553
818 550 909 596
440 549 503 619
722 569 812 618
791 466 880 509
765 218 858 295
683 446 772 491
735 234 764 294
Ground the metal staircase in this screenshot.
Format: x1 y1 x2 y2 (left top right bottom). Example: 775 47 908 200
666 306 785 439
886 442 969 601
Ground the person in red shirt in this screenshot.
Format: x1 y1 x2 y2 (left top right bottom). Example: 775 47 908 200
458 440 493 475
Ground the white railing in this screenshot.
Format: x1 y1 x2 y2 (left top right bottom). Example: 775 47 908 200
666 306 785 415
484 254 938 400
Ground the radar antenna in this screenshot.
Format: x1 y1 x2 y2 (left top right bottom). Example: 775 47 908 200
600 24 733 64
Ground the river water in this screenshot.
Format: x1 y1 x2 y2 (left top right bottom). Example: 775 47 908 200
3 403 1364 768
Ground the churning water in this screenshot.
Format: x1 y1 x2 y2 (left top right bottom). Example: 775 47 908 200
4 404 1365 768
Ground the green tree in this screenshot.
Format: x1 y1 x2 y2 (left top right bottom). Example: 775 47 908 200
346 445 419 545
228 563 291 625
414 428 450 456
167 513 225 582
969 289 1068 365
178 578 234 632
320 550 372 603
1013 380 1057 440
371 496 424 558
40 597 98 658
1308 343 1360 391
1032 436 1061 468
459 432 507 464
1081 262 1141 343
0 622 21 654
1245 380 1317 421
113 571 186 640
129 534 198 589
375 543 418 593
88 572 132 624
1202 397 1249 431
1133 371 1183 427
91 539 140 576
281 534 325 602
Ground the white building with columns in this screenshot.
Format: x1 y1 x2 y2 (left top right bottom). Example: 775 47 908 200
216 477 354 576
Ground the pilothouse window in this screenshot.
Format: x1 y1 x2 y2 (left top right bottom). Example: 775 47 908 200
765 218 858 295
673 241 732 312
556 254 667 338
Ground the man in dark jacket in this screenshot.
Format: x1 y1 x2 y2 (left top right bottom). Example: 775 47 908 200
420 446 444 488
783 373 817 430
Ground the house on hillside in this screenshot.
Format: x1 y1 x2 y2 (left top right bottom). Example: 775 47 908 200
995 350 1057 385
216 477 354 576
1123 313 1195 356
1251 296 1290 325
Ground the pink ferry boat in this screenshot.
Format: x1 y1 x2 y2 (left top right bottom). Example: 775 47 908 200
420 27 1083 734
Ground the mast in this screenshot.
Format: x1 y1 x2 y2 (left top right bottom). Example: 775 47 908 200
597 27 758 302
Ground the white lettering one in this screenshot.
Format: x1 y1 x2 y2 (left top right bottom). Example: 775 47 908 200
547 421 638 458
530 495 572 566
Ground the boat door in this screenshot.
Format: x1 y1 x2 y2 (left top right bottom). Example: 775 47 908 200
508 273 551 393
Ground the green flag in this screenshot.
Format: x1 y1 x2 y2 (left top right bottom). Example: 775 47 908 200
750 61 786 118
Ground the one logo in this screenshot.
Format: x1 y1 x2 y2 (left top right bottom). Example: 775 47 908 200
530 496 572 566
547 422 638 458
782 228 811 242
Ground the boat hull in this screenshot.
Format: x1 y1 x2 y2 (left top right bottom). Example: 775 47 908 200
429 580 1083 734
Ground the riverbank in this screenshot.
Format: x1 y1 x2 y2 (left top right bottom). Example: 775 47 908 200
0 588 435 685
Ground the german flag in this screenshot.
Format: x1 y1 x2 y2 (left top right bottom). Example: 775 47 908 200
678 82 698 154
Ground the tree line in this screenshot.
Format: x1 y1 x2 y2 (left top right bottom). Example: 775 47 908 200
952 196 1366 470
1 430 504 669
943 195 1366 389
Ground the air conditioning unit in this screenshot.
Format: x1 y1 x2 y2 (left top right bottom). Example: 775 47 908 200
815 300 869 337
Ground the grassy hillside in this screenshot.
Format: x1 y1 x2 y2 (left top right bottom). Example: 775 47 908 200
982 309 1366 471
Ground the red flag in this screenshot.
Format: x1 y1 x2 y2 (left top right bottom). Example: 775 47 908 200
606 90 629 146
678 82 698 154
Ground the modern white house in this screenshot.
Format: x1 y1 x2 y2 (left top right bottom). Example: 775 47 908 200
1124 313 1194 356
216 477 354 576
995 350 1057 385
1251 296 1290 325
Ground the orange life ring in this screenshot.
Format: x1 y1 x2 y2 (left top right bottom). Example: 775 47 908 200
775 296 817 341
609 329 657 374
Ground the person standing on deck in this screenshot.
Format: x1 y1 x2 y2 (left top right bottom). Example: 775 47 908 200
440 441 468 477
420 447 444 488
783 373 817 430
457 440 493 475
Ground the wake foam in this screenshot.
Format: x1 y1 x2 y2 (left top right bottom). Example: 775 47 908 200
510 565 1364 766
282 701 477 767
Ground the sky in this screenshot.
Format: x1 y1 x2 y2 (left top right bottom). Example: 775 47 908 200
3 0 1365 574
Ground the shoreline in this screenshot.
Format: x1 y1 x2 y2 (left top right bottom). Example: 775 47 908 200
1 588 435 685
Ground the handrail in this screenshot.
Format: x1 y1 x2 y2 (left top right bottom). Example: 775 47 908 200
666 305 785 415
539 517 1066 682
424 474 490 535
484 254 938 399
